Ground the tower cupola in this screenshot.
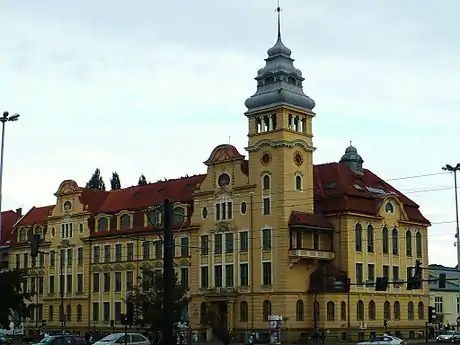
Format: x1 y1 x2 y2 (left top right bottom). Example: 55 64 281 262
340 143 364 175
244 6 315 114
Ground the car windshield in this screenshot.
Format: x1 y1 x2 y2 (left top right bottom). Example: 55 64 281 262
40 337 57 344
99 334 121 342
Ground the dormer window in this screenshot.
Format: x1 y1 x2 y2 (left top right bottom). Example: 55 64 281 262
98 217 109 232
148 209 161 228
119 214 131 229
18 229 26 242
385 202 394 214
173 207 185 224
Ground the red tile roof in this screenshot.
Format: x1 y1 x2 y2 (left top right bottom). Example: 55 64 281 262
0 210 22 245
289 211 334 229
19 205 54 226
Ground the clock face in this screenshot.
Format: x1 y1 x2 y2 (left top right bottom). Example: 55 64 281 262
261 152 271 165
294 152 304 166
218 173 231 188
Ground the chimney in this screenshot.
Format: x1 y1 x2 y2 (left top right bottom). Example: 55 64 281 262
16 208 22 217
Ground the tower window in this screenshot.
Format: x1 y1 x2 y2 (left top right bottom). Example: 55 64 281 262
287 77 296 85
295 175 303 191
263 197 270 215
264 76 275 85
262 175 270 190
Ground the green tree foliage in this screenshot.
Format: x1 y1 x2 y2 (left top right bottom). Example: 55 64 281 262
130 268 189 333
85 168 106 190
0 269 34 329
110 171 121 190
138 174 148 185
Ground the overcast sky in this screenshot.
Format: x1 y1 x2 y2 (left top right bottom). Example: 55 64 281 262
0 0 458 266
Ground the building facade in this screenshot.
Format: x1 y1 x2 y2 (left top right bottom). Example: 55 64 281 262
429 264 460 327
3 13 430 342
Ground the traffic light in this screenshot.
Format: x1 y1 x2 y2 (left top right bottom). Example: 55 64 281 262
407 260 423 290
439 273 446 289
343 278 351 293
30 234 40 258
375 277 389 291
428 306 436 323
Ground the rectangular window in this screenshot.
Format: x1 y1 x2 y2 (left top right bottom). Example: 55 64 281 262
239 232 249 252
92 302 99 321
103 273 111 292
126 271 134 291
127 243 134 261
93 246 100 263
31 277 36 293
435 296 443 314
263 197 270 215
225 264 234 287
201 266 209 288
23 253 28 269
38 277 44 294
367 264 375 282
114 302 122 322
262 262 272 285
214 234 222 254
215 202 233 220
67 248 73 266
225 233 234 253
355 263 363 285
115 272 122 292
393 266 400 287
240 263 249 286
39 253 45 267
77 274 83 294
262 229 271 250
214 265 223 287
115 244 122 262
201 235 209 255
103 302 110 322
154 241 163 259
180 267 189 288
142 242 150 260
383 265 389 279
77 248 83 266
66 274 72 294
180 237 189 257
49 276 55 294
49 252 55 267
15 254 20 270
104 245 111 263
93 273 100 292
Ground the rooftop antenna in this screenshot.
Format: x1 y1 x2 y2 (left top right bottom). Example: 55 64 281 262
228 136 231 144
276 0 282 39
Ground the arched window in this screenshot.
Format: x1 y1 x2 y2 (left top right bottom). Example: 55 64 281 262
295 175 302 191
406 230 412 256
384 301 391 320
393 301 400 320
240 301 248 321
77 304 82 322
416 231 422 257
356 300 364 321
392 228 399 255
200 302 207 324
120 214 131 229
408 301 414 320
313 301 320 321
173 207 185 224
340 301 347 321
66 305 72 322
148 209 160 226
368 300 376 320
296 300 304 321
355 224 363 251
48 305 53 321
97 217 108 231
367 225 374 252
418 301 424 320
263 300 271 321
262 175 270 190
326 301 335 321
382 227 389 254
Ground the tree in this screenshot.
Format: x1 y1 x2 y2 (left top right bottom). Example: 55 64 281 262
110 171 121 190
138 174 148 185
0 269 34 329
130 268 189 333
85 168 106 190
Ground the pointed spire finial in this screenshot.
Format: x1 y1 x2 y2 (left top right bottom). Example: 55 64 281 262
276 0 282 39
349 140 353 146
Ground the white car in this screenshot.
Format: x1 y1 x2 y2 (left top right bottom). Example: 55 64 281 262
358 335 406 345
93 333 150 345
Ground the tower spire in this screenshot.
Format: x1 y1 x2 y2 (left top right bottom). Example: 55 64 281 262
276 0 282 39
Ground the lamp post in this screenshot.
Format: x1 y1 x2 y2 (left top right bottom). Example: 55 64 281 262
0 111 20 241
442 163 460 324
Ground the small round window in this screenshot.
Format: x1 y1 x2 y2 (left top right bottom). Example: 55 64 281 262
202 207 208 220
241 202 247 215
218 173 231 188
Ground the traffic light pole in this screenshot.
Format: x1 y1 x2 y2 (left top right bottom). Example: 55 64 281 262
163 199 174 345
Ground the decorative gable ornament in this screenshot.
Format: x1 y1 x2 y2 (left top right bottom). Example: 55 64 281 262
204 144 245 166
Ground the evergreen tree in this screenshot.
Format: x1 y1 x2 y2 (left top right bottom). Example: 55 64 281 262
110 171 121 190
138 174 148 185
85 168 106 190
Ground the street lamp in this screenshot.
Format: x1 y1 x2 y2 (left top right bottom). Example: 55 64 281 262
442 163 460 323
0 111 20 241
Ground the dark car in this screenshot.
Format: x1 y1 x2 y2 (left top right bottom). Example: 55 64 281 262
33 335 87 345
449 334 460 344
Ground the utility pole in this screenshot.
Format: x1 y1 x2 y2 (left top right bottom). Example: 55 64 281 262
442 163 460 324
162 199 174 345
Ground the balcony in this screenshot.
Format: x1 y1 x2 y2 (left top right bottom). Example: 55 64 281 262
289 249 335 261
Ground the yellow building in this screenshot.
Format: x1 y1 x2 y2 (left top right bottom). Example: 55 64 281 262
4 10 430 342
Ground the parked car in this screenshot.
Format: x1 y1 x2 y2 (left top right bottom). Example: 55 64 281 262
32 334 87 345
93 333 150 345
358 335 406 345
438 331 457 343
449 333 460 344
